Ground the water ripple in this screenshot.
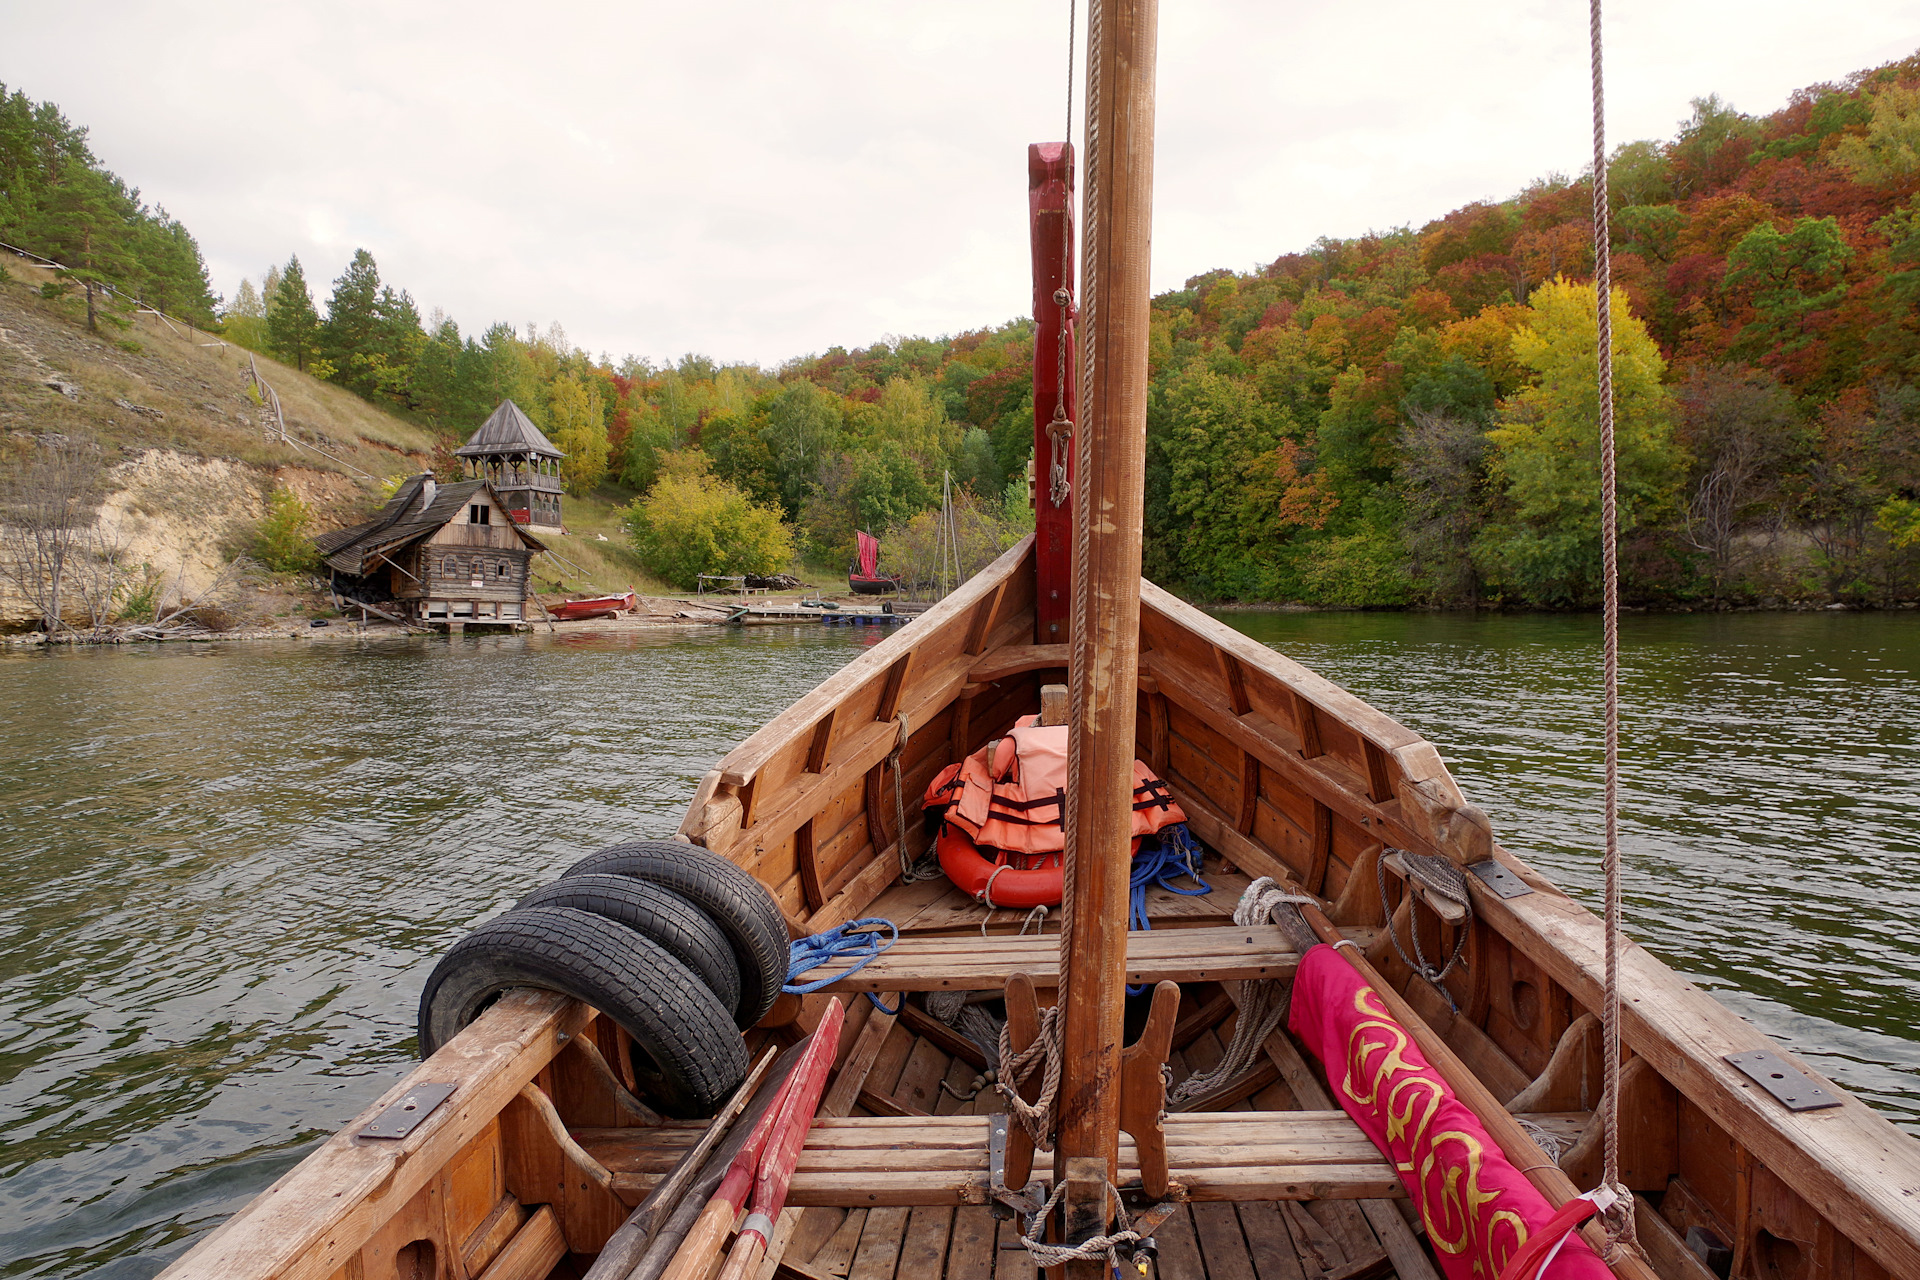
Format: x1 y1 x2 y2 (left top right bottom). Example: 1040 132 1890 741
1219 610 1920 1133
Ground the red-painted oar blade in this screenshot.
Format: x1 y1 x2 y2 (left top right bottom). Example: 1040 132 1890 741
742 999 847 1239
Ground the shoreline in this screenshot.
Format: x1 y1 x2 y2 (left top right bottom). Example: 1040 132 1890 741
6 593 1915 649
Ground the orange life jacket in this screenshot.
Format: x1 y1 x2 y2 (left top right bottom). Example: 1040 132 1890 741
923 715 1186 856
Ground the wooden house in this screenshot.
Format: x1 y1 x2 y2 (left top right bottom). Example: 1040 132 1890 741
454 400 566 532
314 474 545 630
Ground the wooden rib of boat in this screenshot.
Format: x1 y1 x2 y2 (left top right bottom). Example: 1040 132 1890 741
155 3 1920 1277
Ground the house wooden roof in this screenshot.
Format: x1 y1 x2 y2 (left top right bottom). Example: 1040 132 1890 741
453 400 564 459
314 475 545 576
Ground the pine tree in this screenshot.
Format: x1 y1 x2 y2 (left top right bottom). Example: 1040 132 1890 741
320 248 382 391
266 255 321 372
27 159 139 331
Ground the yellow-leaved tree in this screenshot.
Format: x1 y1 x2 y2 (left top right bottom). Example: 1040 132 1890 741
547 372 610 495
1472 278 1682 605
623 451 794 590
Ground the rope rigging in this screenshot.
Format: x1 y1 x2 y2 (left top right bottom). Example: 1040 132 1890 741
1589 0 1635 1254
1378 849 1473 1007
891 712 942 884
1166 877 1315 1107
1045 0 1078 510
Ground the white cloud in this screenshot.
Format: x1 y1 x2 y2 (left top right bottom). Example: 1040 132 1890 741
5 0 1915 367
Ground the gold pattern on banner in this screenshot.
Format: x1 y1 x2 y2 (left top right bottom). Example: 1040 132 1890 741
1339 986 1531 1275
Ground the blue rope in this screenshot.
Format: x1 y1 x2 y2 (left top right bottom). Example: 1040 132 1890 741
1127 824 1211 994
784 917 901 1013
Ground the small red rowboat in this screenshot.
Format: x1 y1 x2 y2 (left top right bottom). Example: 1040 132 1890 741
547 591 636 621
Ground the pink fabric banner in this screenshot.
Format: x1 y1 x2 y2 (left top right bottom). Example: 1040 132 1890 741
1287 944 1613 1280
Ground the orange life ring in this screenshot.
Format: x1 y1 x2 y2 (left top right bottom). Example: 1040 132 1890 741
935 824 1142 908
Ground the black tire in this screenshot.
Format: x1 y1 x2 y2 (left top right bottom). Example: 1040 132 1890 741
517 874 742 1016
417 906 748 1118
561 840 788 1028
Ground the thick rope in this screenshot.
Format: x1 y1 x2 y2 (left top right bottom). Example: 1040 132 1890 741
996 1003 1064 1148
1016 1178 1143 1273
783 918 900 1013
1169 878 1315 1106
1589 0 1634 1253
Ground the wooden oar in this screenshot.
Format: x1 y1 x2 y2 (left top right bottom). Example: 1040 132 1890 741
580 1043 781 1280
657 1010 843 1280
625 1037 816 1280
712 999 847 1280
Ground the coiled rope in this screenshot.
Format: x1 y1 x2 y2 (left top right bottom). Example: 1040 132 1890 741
1167 877 1315 1106
783 918 900 1013
1126 826 1212 993
1589 0 1635 1253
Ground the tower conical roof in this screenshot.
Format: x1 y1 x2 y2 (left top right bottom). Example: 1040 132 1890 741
454 400 564 459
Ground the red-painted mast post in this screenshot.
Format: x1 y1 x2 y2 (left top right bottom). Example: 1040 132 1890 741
1029 142 1077 645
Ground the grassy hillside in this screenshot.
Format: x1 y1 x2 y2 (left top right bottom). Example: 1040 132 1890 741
1 258 438 522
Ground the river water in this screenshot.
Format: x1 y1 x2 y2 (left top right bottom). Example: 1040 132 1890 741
0 612 1915 1278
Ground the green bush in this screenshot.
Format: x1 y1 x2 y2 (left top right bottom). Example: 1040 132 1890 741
623 455 794 590
253 486 320 572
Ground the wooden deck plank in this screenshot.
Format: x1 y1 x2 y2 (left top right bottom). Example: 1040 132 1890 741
888 1038 951 1116
847 1206 911 1280
811 1209 870 1277
1150 1206 1206 1280
1193 1202 1259 1280
1234 1201 1309 1280
894 1206 954 1279
944 1206 997 1280
994 1212 1036 1280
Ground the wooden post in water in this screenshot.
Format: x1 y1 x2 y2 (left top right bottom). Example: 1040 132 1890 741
1056 0 1157 1271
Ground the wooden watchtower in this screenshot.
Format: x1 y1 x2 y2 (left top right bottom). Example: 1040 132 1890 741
454 401 566 533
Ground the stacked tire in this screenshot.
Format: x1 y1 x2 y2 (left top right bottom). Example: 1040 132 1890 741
417 840 786 1118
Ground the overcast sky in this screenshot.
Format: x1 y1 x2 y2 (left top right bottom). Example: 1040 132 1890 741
4 2 1916 367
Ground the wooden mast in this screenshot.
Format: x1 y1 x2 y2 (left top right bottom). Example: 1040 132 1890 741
1029 141 1076 645
1055 0 1157 1269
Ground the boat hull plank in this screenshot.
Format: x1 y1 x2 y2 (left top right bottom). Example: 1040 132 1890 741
1470 848 1920 1280
155 990 590 1280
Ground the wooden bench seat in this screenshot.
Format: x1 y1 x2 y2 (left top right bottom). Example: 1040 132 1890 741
574 1112 1405 1207
784 924 1384 992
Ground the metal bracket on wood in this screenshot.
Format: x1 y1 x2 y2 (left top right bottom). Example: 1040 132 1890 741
1724 1050 1842 1112
359 1082 455 1139
987 1113 1044 1221
1466 859 1534 899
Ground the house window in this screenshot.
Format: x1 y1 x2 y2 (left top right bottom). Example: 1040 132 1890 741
469 504 490 525
496 562 508 577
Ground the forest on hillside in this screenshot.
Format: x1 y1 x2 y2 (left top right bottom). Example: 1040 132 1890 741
5 50 1919 607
